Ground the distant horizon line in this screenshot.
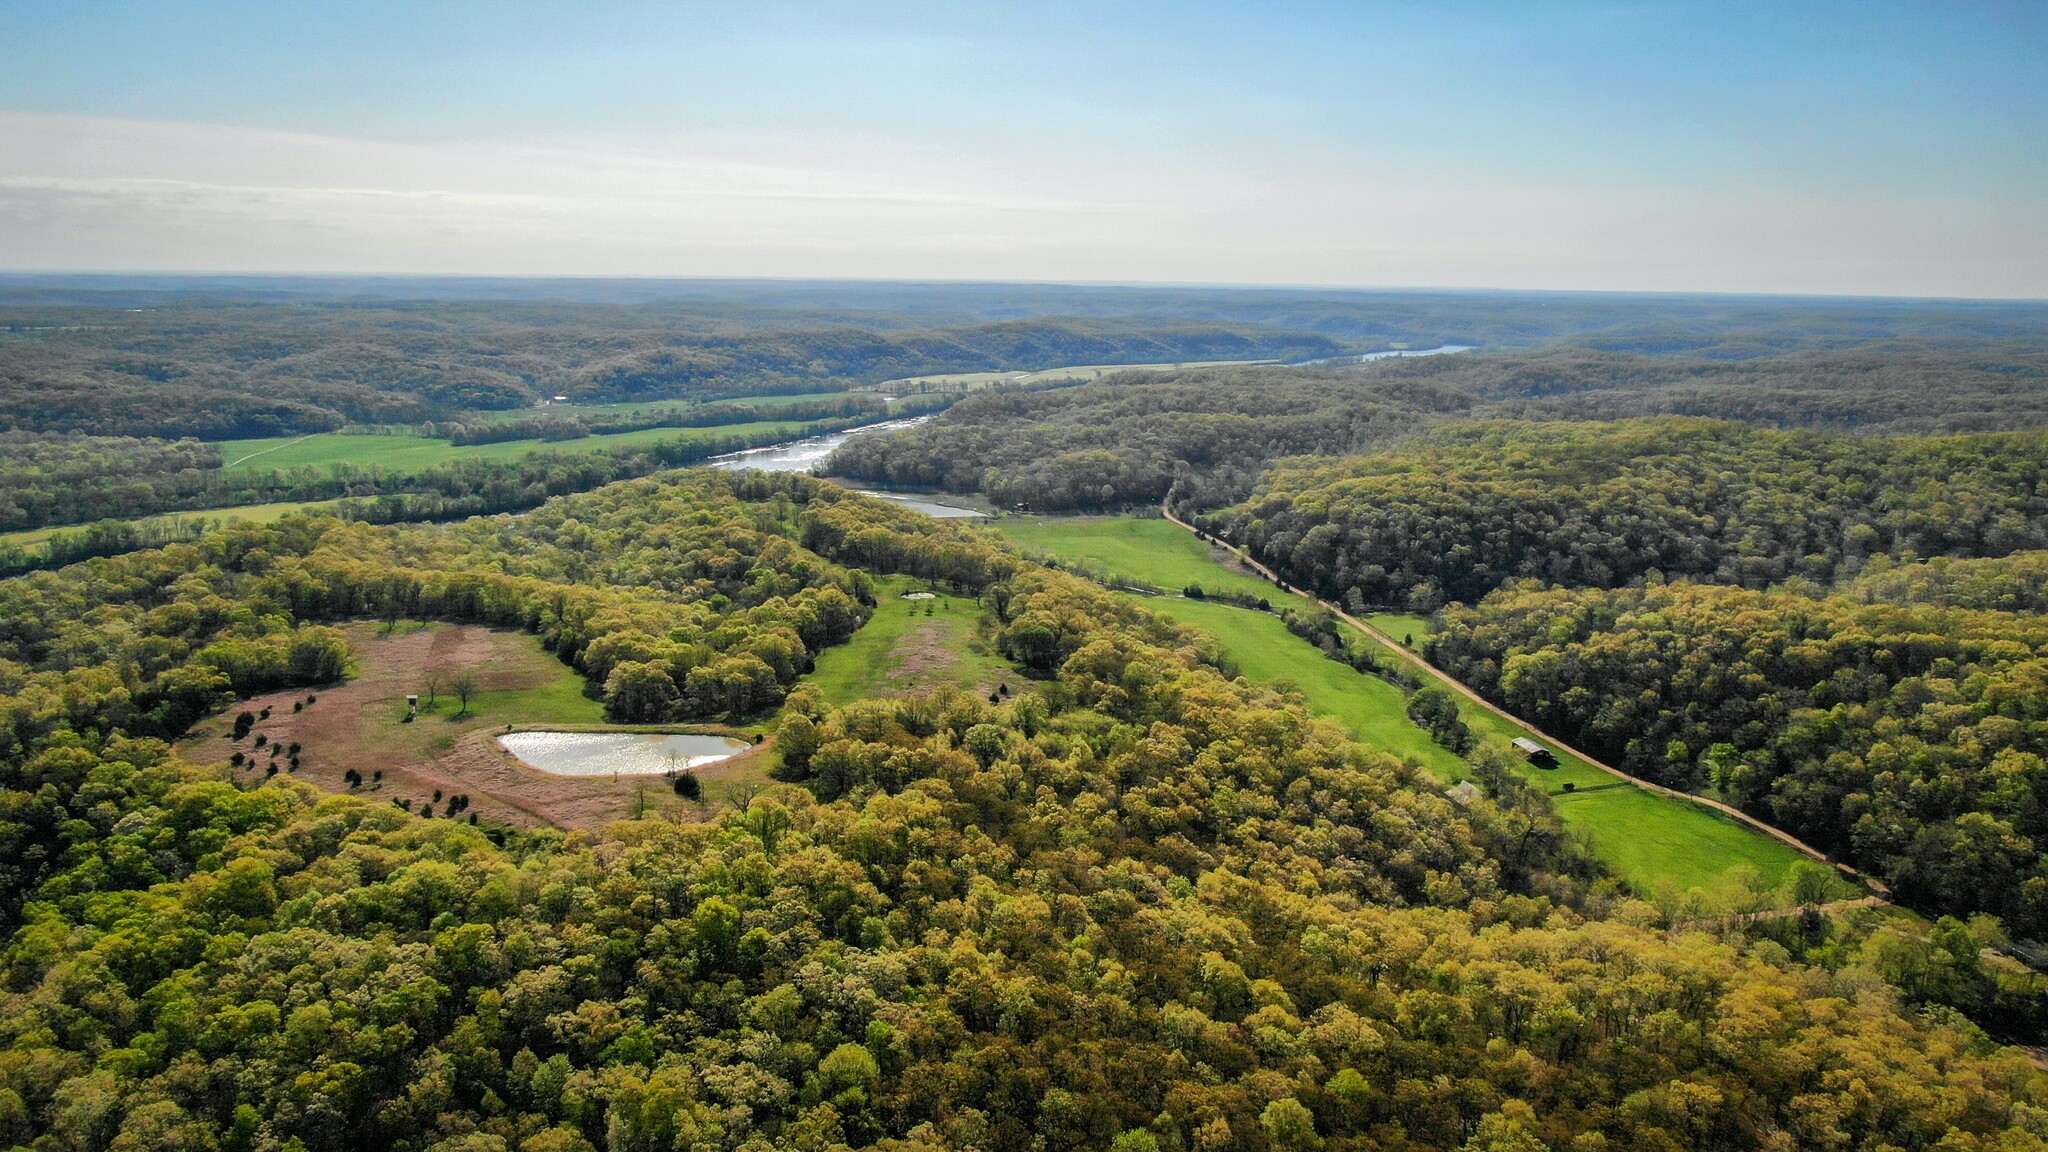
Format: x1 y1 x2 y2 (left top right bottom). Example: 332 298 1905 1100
1 269 2044 306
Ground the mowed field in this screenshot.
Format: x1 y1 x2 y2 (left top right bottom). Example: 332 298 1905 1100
996 516 1275 600
803 575 1020 707
179 622 774 829
216 418 816 476
1365 612 1435 644
1143 596 1467 778
1007 515 1836 897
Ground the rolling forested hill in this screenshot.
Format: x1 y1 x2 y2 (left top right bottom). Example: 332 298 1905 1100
824 344 2048 513
0 306 1341 440
3 471 2048 1152
8 278 2046 441
8 281 2048 1145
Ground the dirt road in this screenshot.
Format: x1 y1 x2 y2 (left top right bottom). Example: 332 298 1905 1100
1158 501 1887 895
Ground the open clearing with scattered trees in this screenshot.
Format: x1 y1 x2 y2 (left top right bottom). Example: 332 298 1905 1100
1010 514 1837 897
800 574 1020 707
179 621 770 829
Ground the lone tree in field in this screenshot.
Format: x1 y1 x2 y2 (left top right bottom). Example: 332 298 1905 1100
450 669 479 717
423 668 445 708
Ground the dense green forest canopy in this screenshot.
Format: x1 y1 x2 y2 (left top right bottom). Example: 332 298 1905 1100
1201 419 2048 610
1843 552 2048 613
1383 344 2048 434
1429 572 2048 938
3 471 2048 1151
0 433 223 532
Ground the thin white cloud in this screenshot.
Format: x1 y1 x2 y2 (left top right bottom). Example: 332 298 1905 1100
0 110 2041 296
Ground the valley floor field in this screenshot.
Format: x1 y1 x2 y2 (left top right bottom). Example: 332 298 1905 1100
999 514 1847 898
179 622 771 829
997 515 1275 600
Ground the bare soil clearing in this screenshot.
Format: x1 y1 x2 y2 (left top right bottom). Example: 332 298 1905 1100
180 622 768 829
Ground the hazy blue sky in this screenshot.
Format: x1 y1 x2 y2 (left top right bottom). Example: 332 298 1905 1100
2 1 2042 295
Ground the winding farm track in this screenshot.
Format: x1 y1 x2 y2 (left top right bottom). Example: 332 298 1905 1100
224 433 316 469
1158 501 1890 897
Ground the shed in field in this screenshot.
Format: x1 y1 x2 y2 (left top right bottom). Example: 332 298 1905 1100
1512 736 1559 768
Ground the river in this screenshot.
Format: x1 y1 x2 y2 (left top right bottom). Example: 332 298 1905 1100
1290 344 1475 367
708 415 987 518
707 415 931 473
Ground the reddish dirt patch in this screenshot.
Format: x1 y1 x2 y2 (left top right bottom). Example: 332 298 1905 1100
179 624 767 830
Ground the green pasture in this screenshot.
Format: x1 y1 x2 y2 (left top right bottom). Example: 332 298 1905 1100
1365 612 1436 644
1142 596 1468 778
995 516 1275 600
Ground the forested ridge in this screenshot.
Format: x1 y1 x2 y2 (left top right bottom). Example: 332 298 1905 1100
0 302 1339 439
1201 419 2048 611
825 368 1475 511
4 473 2047 1150
1428 574 2048 937
1387 345 2048 435
826 345 2048 513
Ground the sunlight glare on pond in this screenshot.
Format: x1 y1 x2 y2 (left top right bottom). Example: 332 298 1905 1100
498 731 750 776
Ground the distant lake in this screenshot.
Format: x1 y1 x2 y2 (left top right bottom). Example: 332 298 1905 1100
709 416 930 473
499 730 750 777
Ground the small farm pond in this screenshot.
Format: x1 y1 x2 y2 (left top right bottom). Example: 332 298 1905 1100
499 731 751 776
